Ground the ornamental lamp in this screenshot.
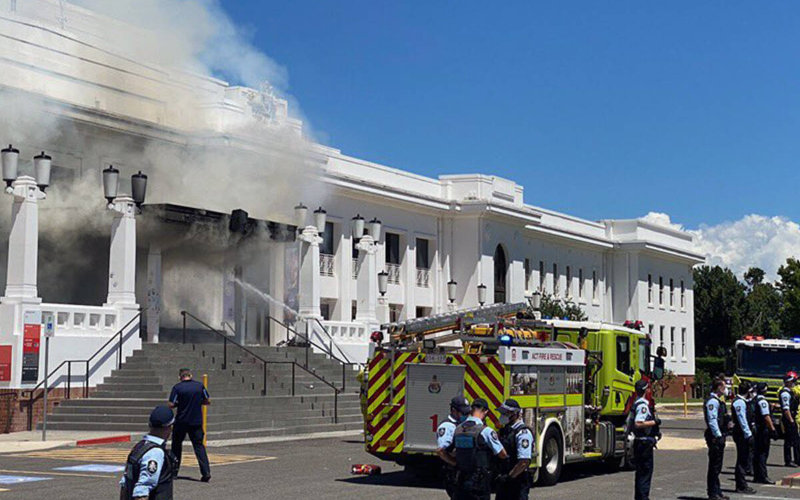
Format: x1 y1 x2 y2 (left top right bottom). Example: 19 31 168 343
447 280 457 304
2 144 19 189
34 152 51 192
477 283 487 306
530 289 542 311
294 202 308 229
369 218 382 242
314 207 327 234
352 214 365 239
378 271 388 296
102 165 119 204
131 171 148 207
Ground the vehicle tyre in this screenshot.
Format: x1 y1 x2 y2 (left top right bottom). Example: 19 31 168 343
537 425 563 486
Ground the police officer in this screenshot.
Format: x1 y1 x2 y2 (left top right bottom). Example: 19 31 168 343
453 398 508 500
120 405 178 500
752 382 776 484
780 371 800 467
168 368 211 482
632 379 659 500
704 378 729 500
745 384 757 475
437 396 471 498
731 381 756 494
494 399 534 500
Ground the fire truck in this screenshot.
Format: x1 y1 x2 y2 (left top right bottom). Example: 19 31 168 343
362 300 665 486
733 336 800 409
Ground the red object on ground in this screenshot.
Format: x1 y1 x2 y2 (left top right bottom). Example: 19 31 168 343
351 464 382 475
76 434 132 447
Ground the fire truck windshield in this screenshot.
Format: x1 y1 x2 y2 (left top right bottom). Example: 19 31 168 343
737 345 800 378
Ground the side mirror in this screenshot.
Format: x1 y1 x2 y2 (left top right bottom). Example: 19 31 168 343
653 357 665 381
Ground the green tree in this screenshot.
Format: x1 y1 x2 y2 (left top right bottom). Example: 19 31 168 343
743 267 782 337
539 293 588 321
693 266 746 356
778 258 800 335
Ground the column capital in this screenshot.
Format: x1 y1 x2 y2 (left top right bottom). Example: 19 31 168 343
299 225 323 246
356 234 378 255
108 195 136 218
7 176 45 201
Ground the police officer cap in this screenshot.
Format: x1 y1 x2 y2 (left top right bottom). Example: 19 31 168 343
149 405 175 428
635 379 649 393
756 382 768 395
497 398 522 414
738 380 751 394
471 398 490 410
450 396 470 413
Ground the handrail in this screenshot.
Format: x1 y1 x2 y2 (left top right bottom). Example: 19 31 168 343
307 316 365 370
23 311 142 430
181 311 341 421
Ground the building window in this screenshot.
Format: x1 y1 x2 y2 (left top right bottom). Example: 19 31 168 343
658 276 664 306
648 324 654 337
389 304 403 322
681 327 687 359
524 258 531 291
659 325 664 347
592 270 598 302
386 233 401 265
539 261 545 291
670 327 675 359
566 266 572 299
578 268 584 300
648 274 653 304
553 263 559 296
669 278 674 307
320 222 334 255
416 238 430 269
680 280 685 310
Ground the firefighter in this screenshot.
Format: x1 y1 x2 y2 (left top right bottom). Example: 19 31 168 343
494 399 533 500
704 378 729 500
119 405 178 500
752 382 776 484
437 396 471 498
453 398 508 500
631 379 659 500
780 371 800 467
731 381 756 494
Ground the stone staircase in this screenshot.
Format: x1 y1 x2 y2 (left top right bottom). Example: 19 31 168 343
43 342 363 440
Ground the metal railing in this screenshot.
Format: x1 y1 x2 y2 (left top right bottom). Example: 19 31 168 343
387 263 401 284
319 253 335 277
182 311 341 421
23 311 142 431
416 267 431 288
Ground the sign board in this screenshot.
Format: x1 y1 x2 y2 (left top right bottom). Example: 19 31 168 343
498 346 585 366
43 312 55 338
21 310 42 383
0 346 11 382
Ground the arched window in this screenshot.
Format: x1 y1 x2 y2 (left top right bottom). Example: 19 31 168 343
494 245 507 304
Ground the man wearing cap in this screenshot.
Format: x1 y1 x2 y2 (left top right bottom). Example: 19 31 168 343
495 398 533 500
731 381 756 494
631 379 659 500
453 398 508 500
437 396 471 498
168 368 211 482
753 382 776 484
779 372 800 467
120 405 178 500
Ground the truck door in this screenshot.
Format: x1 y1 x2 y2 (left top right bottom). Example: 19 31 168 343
404 363 466 452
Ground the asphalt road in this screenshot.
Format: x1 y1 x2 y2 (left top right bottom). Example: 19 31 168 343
1 414 800 499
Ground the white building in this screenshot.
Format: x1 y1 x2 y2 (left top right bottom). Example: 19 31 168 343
0 1 703 390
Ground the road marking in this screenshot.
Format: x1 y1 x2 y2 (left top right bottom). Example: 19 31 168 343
12 448 273 467
0 469 114 479
0 475 51 484
55 464 125 473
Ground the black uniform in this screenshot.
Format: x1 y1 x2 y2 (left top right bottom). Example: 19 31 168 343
496 422 533 500
169 379 211 479
704 393 728 500
779 387 800 466
752 393 773 483
120 437 177 500
453 420 493 500
730 395 754 491
632 397 657 500
745 396 757 475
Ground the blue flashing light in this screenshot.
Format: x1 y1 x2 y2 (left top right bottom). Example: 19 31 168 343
499 334 513 347
792 337 800 343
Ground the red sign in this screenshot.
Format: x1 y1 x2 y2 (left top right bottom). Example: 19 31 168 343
23 323 41 354
0 346 11 382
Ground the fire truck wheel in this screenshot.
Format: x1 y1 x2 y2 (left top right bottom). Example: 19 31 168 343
537 426 563 486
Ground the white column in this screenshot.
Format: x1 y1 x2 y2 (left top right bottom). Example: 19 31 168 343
298 226 322 319
355 234 378 324
2 176 43 304
145 245 161 343
105 196 137 306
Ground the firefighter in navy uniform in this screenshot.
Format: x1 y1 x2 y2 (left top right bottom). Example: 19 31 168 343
779 372 800 467
494 399 534 500
631 379 659 500
752 382 777 484
453 398 508 500
704 378 730 500
730 381 756 494
120 406 178 500
437 396 471 498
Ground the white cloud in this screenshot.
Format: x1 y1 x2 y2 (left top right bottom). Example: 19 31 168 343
640 213 800 281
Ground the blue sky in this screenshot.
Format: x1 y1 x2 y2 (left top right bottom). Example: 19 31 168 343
219 1 800 229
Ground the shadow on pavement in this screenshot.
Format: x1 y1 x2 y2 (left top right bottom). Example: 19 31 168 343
337 471 441 490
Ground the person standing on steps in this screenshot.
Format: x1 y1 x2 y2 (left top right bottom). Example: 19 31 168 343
169 368 211 482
